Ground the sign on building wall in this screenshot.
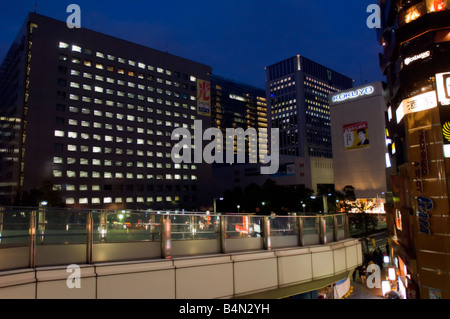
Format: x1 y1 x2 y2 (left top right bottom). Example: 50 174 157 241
436 72 450 106
343 121 370 150
197 79 211 117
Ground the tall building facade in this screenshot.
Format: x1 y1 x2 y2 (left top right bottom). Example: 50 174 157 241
330 82 388 200
210 75 268 164
265 55 353 159
378 0 450 298
0 13 213 210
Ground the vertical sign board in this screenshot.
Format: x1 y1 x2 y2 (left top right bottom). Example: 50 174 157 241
197 79 211 117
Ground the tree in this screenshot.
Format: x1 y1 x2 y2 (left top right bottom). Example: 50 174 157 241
19 180 65 208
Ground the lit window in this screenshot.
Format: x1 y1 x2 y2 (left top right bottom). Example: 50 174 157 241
96 63 104 70
53 170 62 177
79 198 88 204
92 198 100 204
103 197 112 204
96 51 105 58
54 130 64 137
72 45 82 52
68 132 77 138
66 185 76 191
65 198 75 205
59 42 69 49
67 145 77 152
80 171 88 178
93 146 102 153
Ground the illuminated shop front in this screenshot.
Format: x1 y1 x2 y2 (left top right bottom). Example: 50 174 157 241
379 0 450 298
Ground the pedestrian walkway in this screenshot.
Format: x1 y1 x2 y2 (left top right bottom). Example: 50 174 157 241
345 266 387 299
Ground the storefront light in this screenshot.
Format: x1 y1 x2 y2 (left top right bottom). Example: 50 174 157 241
382 281 391 296
388 267 397 281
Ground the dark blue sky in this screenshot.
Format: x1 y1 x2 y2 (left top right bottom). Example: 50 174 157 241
0 0 384 89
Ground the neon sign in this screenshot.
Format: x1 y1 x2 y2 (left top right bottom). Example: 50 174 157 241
332 86 374 103
404 51 431 66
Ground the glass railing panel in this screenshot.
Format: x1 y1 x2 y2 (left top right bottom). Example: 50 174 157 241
225 215 263 239
0 210 31 245
170 213 220 240
36 210 87 244
93 211 161 243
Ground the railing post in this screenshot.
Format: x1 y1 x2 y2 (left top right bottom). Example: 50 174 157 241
29 210 37 268
0 209 3 244
319 216 327 245
86 212 93 264
298 216 304 246
220 215 227 254
344 213 350 238
263 216 271 250
161 215 172 259
333 215 338 242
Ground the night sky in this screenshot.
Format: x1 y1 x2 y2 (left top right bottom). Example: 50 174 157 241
0 0 384 89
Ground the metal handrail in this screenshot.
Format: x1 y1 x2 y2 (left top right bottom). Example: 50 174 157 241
0 207 350 269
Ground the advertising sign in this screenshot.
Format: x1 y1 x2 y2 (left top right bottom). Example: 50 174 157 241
400 91 437 116
343 121 369 150
436 72 450 106
197 79 211 117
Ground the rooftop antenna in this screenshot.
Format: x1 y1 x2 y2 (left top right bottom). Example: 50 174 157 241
34 1 37 13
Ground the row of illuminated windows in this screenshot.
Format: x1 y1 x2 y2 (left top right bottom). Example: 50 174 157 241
53 169 197 181
59 42 197 82
306 111 330 120
53 157 196 170
62 65 195 94
56 144 182 158
64 195 194 205
63 106 196 122
305 76 338 92
67 72 195 99
55 130 171 146
67 90 195 104
62 118 196 132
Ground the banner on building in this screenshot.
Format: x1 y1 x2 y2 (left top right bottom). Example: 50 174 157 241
197 79 211 117
343 121 370 150
436 72 450 106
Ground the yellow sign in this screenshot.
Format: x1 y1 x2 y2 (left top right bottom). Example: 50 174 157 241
343 121 370 150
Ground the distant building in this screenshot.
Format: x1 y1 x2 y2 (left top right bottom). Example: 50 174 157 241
0 13 213 210
265 55 353 158
210 75 268 164
329 82 388 212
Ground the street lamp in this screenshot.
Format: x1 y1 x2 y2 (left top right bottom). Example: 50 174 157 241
213 197 223 214
237 205 240 214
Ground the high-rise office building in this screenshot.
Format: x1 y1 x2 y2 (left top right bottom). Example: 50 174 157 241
378 0 450 299
210 75 268 164
0 13 213 210
265 55 353 159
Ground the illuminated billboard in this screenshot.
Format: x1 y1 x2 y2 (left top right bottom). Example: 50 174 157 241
343 121 369 150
